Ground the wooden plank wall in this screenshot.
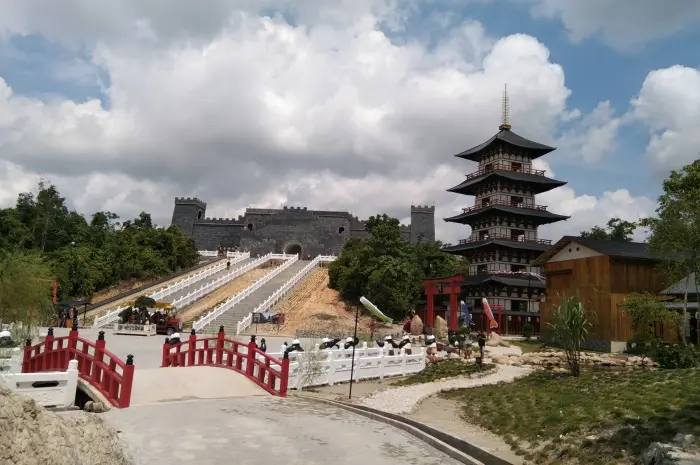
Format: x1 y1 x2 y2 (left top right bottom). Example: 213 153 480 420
541 256 612 341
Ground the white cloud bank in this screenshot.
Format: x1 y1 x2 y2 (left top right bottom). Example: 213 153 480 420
0 0 688 244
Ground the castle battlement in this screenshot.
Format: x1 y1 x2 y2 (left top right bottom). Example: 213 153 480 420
282 206 309 212
411 204 435 213
199 217 243 225
175 197 207 208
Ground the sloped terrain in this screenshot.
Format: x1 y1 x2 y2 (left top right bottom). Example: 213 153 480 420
258 268 379 336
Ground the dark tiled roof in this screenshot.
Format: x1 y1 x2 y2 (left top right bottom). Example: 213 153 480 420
442 239 551 255
457 274 545 289
533 236 656 266
444 206 570 226
455 129 555 162
448 171 567 196
661 273 698 295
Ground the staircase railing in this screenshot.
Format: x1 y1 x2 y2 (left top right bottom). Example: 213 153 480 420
93 253 249 328
236 255 336 335
169 253 271 310
193 254 298 332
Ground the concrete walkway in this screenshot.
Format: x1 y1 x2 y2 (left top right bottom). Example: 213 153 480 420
129 366 268 405
104 396 463 465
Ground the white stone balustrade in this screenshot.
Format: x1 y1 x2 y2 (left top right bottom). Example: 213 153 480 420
93 253 249 328
0 359 79 408
236 255 337 335
193 254 298 332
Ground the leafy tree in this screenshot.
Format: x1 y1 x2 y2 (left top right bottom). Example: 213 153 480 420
0 252 56 340
640 160 700 316
329 214 462 320
623 292 682 338
0 182 199 303
580 217 637 242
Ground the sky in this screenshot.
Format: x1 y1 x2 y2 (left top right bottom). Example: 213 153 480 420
0 0 699 245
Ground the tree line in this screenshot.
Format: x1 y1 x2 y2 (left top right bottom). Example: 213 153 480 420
0 181 199 323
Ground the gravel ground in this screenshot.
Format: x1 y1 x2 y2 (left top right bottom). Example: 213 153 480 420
359 364 533 414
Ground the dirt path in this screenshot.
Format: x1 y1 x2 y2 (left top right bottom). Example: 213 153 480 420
85 259 225 323
407 395 523 464
179 267 273 326
258 268 380 336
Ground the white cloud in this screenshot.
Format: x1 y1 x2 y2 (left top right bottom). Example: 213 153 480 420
630 65 700 175
530 0 700 50
0 1 656 244
556 101 621 163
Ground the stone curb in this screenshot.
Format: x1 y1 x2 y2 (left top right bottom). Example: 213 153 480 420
304 395 514 465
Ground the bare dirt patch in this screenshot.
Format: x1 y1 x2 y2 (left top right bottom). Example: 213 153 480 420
90 278 156 304
257 267 387 336
179 266 275 325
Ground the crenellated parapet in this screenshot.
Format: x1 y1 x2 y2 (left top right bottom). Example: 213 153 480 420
411 204 435 214
197 217 243 225
174 197 207 209
281 206 309 212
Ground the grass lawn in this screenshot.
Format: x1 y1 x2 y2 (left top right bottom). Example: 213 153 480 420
441 368 700 464
509 340 545 354
392 359 495 386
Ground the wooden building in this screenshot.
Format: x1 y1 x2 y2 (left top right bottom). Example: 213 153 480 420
533 236 667 352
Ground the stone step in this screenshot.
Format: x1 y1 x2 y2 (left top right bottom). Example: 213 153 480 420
201 260 309 333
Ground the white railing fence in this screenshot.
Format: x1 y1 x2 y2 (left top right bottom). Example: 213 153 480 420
93 253 250 328
261 345 425 390
169 253 272 310
0 359 78 408
236 255 337 335
193 254 298 332
199 250 249 258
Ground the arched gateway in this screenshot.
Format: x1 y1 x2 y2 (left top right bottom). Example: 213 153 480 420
283 242 302 258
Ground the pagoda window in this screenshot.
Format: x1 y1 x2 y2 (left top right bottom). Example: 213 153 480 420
510 195 524 207
511 162 522 172
511 229 525 241
481 197 491 207
511 264 526 273
477 264 488 274
478 231 489 241
485 163 494 172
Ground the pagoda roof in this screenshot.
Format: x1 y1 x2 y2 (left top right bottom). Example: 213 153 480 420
448 170 567 196
455 128 555 162
457 274 546 289
442 237 551 255
444 201 570 226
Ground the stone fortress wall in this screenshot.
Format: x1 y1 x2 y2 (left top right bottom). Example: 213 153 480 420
171 197 436 257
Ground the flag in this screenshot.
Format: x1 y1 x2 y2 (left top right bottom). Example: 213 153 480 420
482 298 499 330
360 296 393 324
460 300 473 326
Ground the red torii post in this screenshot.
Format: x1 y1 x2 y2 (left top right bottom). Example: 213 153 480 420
447 276 459 331
423 275 462 331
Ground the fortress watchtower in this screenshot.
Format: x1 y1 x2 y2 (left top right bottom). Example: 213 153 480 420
171 197 207 235
410 205 436 243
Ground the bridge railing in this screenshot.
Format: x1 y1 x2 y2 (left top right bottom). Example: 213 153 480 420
162 327 289 397
1 359 79 408
22 328 135 408
192 254 298 332
93 254 249 328
236 255 337 335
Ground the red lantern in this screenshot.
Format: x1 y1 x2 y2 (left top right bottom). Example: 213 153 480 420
517 316 521 322
536 317 540 323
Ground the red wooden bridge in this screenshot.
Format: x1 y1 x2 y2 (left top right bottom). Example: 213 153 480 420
22 328 135 408
162 326 290 397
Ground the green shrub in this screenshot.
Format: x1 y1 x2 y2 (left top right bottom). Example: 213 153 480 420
522 323 534 341
653 343 700 369
625 331 654 356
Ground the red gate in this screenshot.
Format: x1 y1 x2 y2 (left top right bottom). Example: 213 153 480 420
162 326 289 397
22 328 135 408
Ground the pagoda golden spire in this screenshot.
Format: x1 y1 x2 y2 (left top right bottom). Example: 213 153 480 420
499 83 511 131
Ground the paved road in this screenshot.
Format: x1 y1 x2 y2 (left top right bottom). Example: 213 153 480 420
104 396 463 465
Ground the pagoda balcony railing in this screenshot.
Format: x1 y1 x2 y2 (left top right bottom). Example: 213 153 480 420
462 199 548 213
457 234 552 246
465 162 546 181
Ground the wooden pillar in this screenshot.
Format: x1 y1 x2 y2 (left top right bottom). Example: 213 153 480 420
425 282 435 328
449 278 459 331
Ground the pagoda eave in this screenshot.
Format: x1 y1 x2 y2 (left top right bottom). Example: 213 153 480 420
444 207 570 226
457 274 546 289
454 129 556 163
447 173 567 196
442 239 551 255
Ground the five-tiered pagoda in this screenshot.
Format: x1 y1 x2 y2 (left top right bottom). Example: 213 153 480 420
425 87 569 332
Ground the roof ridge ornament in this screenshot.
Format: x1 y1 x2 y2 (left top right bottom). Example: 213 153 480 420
499 83 511 131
